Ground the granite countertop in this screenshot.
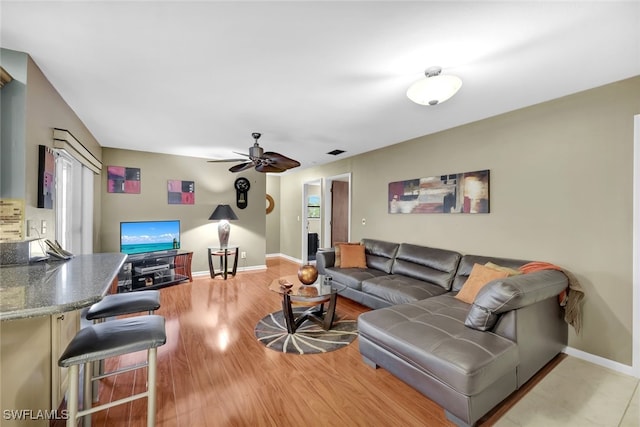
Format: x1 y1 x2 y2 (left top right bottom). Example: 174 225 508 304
0 253 127 321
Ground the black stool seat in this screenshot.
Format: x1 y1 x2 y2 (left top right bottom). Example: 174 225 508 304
59 315 166 368
86 290 160 320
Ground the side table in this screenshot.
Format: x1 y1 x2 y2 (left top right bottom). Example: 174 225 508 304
208 246 239 280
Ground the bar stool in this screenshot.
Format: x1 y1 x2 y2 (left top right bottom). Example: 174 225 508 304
86 290 161 321
85 290 161 401
58 315 166 427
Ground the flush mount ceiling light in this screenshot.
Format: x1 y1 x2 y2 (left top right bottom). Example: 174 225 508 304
406 66 462 106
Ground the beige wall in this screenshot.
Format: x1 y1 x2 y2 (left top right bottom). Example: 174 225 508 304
280 76 640 365
24 55 103 249
266 175 281 254
99 148 266 273
1 49 103 249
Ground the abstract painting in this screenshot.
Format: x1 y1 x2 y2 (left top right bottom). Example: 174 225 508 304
37 145 55 209
389 169 489 214
167 180 195 204
107 166 141 194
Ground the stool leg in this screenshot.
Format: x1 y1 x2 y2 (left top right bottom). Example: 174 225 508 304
67 365 79 427
83 362 92 427
92 361 100 403
147 348 158 427
93 319 105 403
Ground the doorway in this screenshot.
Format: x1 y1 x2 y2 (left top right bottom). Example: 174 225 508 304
302 179 322 264
324 173 351 248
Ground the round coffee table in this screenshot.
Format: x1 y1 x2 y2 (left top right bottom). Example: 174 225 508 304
268 274 337 334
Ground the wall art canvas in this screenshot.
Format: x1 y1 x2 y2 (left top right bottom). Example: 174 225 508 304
37 145 55 209
167 180 195 204
389 169 489 214
107 166 141 194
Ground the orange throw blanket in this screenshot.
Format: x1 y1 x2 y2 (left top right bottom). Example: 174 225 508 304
519 262 585 334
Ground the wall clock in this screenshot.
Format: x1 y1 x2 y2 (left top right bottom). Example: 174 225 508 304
234 177 250 209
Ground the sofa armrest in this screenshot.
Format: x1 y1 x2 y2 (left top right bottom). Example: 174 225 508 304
316 249 335 275
465 270 568 331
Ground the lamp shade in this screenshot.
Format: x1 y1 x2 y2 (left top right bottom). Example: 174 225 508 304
209 204 239 221
407 66 462 106
209 204 238 247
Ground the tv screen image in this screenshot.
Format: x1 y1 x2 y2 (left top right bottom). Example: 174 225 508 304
120 220 180 255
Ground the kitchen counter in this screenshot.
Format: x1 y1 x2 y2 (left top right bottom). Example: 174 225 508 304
0 253 127 321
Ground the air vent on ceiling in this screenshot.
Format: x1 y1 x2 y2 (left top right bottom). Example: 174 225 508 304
327 149 346 156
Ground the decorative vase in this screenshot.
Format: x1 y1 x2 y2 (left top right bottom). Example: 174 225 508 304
298 264 318 285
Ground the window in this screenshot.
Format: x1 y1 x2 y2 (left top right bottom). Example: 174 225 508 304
55 150 93 254
307 195 320 218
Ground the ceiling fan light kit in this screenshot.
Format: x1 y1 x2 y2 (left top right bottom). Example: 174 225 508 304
209 132 300 173
407 66 462 106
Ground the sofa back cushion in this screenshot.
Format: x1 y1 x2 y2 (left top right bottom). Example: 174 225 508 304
361 239 399 273
452 255 530 293
391 243 462 291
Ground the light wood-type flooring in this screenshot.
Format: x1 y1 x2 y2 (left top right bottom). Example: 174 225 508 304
72 257 561 427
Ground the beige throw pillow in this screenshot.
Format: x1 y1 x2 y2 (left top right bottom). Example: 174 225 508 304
335 242 360 267
339 244 367 269
485 262 522 276
455 263 509 304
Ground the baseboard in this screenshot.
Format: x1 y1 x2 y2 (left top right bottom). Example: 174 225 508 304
267 253 302 264
191 264 267 278
238 264 267 272
563 346 638 378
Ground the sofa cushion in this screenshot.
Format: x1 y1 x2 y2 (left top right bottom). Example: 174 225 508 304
358 293 518 396
455 264 509 304
391 243 461 291
361 275 449 305
452 255 530 292
465 269 569 331
324 266 388 291
339 243 367 268
362 239 400 273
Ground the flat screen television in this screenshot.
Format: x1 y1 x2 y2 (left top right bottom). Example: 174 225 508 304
120 220 180 256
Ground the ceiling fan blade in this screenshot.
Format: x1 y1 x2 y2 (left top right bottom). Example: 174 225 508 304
261 152 301 169
232 151 251 158
207 158 247 163
255 163 286 173
229 162 255 173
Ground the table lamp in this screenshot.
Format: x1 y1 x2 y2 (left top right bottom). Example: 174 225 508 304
209 204 238 247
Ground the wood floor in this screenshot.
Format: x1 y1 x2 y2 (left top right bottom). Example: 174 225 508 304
79 257 562 427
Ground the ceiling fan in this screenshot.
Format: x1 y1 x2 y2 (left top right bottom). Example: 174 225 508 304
208 132 300 173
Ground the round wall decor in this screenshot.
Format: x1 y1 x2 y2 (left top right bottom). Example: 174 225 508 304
266 194 275 214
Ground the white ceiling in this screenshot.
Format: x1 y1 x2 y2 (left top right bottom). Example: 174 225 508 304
2 1 639 172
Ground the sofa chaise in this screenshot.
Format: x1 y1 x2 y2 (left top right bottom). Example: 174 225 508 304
316 238 568 427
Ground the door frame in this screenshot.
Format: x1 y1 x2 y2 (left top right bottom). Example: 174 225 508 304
301 178 322 264
323 173 351 249
633 114 639 376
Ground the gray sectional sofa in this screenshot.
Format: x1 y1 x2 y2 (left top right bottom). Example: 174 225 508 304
316 238 568 427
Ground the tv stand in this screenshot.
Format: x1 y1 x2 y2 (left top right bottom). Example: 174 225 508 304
117 250 193 293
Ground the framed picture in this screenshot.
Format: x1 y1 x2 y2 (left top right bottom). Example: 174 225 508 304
167 180 195 204
37 145 55 209
389 169 489 214
107 166 141 194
